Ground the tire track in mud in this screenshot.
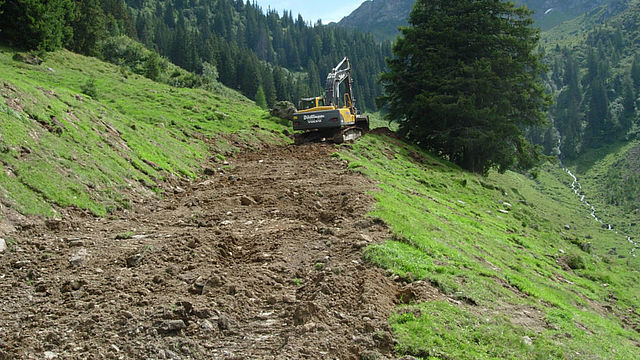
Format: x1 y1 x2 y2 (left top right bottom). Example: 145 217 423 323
1 142 440 359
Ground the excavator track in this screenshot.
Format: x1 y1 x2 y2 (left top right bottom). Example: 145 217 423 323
294 126 366 145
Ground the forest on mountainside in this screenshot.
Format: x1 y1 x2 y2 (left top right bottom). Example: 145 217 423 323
535 1 640 160
0 0 391 111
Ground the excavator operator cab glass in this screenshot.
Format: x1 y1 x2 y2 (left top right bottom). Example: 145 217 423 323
299 97 324 110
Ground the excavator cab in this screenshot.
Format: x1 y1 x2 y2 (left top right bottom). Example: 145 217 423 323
298 97 325 111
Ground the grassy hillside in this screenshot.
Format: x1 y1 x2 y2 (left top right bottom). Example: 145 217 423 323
0 47 288 218
571 140 640 242
341 133 640 359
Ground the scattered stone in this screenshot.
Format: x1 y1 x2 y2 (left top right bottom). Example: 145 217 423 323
70 280 83 291
174 186 185 194
45 219 63 231
359 234 373 243
126 253 143 268
318 227 335 235
0 238 6 253
558 249 565 254
223 161 230 166
13 53 43 65
203 167 216 176
354 241 368 249
67 239 84 247
564 225 571 230
498 209 509 214
200 319 215 331
303 322 317 332
398 357 419 360
69 248 88 267
581 242 592 253
360 350 385 360
157 320 186 332
240 196 255 206
43 351 58 359
143 159 159 169
190 276 207 295
523 336 533 346
198 179 215 187
165 349 180 360
269 101 296 120
46 67 55 73
218 314 231 330
503 202 512 207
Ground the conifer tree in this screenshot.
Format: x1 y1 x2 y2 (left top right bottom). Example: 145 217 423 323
631 54 640 89
255 86 267 109
379 0 549 174
0 0 75 51
70 0 106 56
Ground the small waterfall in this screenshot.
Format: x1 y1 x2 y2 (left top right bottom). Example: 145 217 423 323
563 168 636 257
557 136 636 256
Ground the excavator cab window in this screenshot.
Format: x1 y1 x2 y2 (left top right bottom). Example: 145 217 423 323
317 98 325 107
299 99 316 110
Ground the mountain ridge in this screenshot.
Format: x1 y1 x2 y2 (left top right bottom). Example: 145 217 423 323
336 0 614 42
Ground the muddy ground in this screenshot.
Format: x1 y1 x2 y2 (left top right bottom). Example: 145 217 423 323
0 142 440 359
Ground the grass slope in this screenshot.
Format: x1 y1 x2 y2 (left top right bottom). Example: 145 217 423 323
570 140 640 244
0 47 288 217
341 133 640 359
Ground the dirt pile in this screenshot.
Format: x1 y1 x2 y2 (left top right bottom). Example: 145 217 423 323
0 142 440 359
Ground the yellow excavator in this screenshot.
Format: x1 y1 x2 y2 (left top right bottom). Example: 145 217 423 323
292 57 369 144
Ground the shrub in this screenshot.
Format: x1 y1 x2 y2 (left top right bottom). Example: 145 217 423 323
81 78 98 98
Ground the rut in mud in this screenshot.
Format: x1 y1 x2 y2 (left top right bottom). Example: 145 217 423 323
0 142 440 360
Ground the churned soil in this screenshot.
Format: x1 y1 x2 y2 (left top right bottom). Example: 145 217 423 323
0 142 440 360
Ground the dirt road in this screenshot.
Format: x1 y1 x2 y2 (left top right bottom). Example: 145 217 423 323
0 142 436 359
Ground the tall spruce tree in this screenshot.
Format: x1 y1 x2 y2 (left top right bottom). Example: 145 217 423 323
378 0 550 174
70 0 106 56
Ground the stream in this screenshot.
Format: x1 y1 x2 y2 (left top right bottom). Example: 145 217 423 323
564 168 638 257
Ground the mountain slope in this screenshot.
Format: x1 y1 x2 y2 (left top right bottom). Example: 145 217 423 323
336 0 613 42
0 46 287 221
336 0 413 42
342 133 640 359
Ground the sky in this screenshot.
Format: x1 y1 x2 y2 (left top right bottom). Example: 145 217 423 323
251 0 365 24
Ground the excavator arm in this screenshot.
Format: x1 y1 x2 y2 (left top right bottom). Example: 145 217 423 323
325 57 355 111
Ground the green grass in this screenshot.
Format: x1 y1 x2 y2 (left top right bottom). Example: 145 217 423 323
367 111 399 131
0 47 289 217
569 139 640 246
341 134 640 359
